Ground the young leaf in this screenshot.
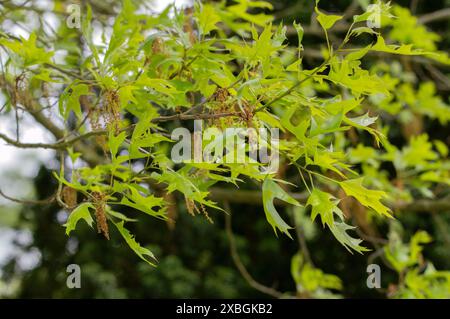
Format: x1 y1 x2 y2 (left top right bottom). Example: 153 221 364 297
329 221 370 254
59 83 91 120
115 184 166 219
306 189 344 227
64 202 95 235
315 0 343 30
293 21 304 59
306 189 367 254
113 221 157 266
262 179 301 238
346 112 378 127
409 231 432 263
108 130 127 159
339 178 392 218
0 32 53 67
345 45 372 61
371 35 430 56
291 253 343 294
195 3 221 36
280 105 311 141
106 208 137 222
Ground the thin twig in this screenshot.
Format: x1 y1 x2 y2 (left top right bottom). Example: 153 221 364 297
254 58 330 113
0 188 55 205
56 151 70 210
224 201 284 298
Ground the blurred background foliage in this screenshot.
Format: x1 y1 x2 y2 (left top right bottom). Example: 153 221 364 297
0 0 449 298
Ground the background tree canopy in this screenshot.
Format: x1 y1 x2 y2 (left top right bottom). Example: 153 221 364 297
0 0 449 299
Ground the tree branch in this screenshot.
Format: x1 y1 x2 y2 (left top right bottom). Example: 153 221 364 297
0 110 242 150
209 188 450 213
418 8 450 24
152 111 240 123
0 188 55 205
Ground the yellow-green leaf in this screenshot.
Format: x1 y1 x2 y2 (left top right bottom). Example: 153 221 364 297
113 221 157 266
329 221 370 254
315 1 343 30
262 179 301 238
195 3 221 35
339 178 392 217
371 35 430 56
64 202 95 236
306 189 344 227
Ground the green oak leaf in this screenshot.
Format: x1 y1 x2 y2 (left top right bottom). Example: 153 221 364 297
64 202 95 236
306 189 344 227
315 0 343 30
339 178 392 218
195 3 221 35
371 35 430 56
329 221 370 254
113 221 157 266
262 179 301 238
